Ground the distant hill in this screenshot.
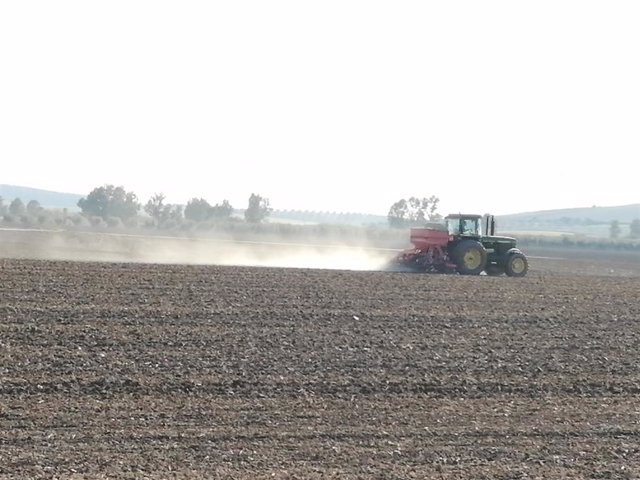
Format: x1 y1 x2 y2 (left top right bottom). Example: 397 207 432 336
273 204 640 229
498 204 640 226
0 184 83 210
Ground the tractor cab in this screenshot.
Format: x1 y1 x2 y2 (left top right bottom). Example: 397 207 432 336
445 214 482 238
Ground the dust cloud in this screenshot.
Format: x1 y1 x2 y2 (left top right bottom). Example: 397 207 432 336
0 229 396 271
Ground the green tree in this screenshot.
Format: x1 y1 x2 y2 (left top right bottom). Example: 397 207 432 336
387 199 409 228
9 198 26 216
630 218 640 239
161 204 183 225
27 200 43 216
609 220 621 239
387 195 440 228
78 185 140 221
144 193 166 226
211 200 233 219
244 193 272 223
110 187 140 221
184 198 212 222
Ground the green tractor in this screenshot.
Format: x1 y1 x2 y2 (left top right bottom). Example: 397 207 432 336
392 213 529 276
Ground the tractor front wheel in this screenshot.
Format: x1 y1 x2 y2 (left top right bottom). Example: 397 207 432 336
505 252 528 277
453 240 487 275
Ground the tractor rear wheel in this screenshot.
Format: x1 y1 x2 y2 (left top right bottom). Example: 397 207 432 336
505 252 528 277
453 240 487 275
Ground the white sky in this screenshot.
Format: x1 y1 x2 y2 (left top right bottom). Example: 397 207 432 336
1 1 639 216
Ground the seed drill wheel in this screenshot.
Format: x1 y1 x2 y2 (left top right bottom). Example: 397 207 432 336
505 252 528 277
453 240 487 275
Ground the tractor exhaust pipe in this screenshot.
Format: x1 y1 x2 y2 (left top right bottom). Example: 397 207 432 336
484 215 496 236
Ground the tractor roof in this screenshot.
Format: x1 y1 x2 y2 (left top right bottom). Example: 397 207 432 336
445 214 483 220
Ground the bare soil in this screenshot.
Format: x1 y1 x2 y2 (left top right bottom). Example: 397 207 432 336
1 235 640 478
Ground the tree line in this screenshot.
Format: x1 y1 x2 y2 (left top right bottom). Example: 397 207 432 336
0 185 273 230
386 195 441 228
610 219 640 239
0 187 441 230
0 198 45 217
76 185 273 226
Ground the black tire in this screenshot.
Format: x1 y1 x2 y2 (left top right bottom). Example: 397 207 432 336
505 252 528 277
452 240 487 275
485 264 505 276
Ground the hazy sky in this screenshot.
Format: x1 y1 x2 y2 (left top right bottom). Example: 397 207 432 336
1 1 639 216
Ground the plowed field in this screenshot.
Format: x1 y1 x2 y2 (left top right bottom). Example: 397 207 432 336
2 244 640 478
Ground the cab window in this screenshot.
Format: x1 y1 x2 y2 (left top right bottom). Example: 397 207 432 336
461 219 479 235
